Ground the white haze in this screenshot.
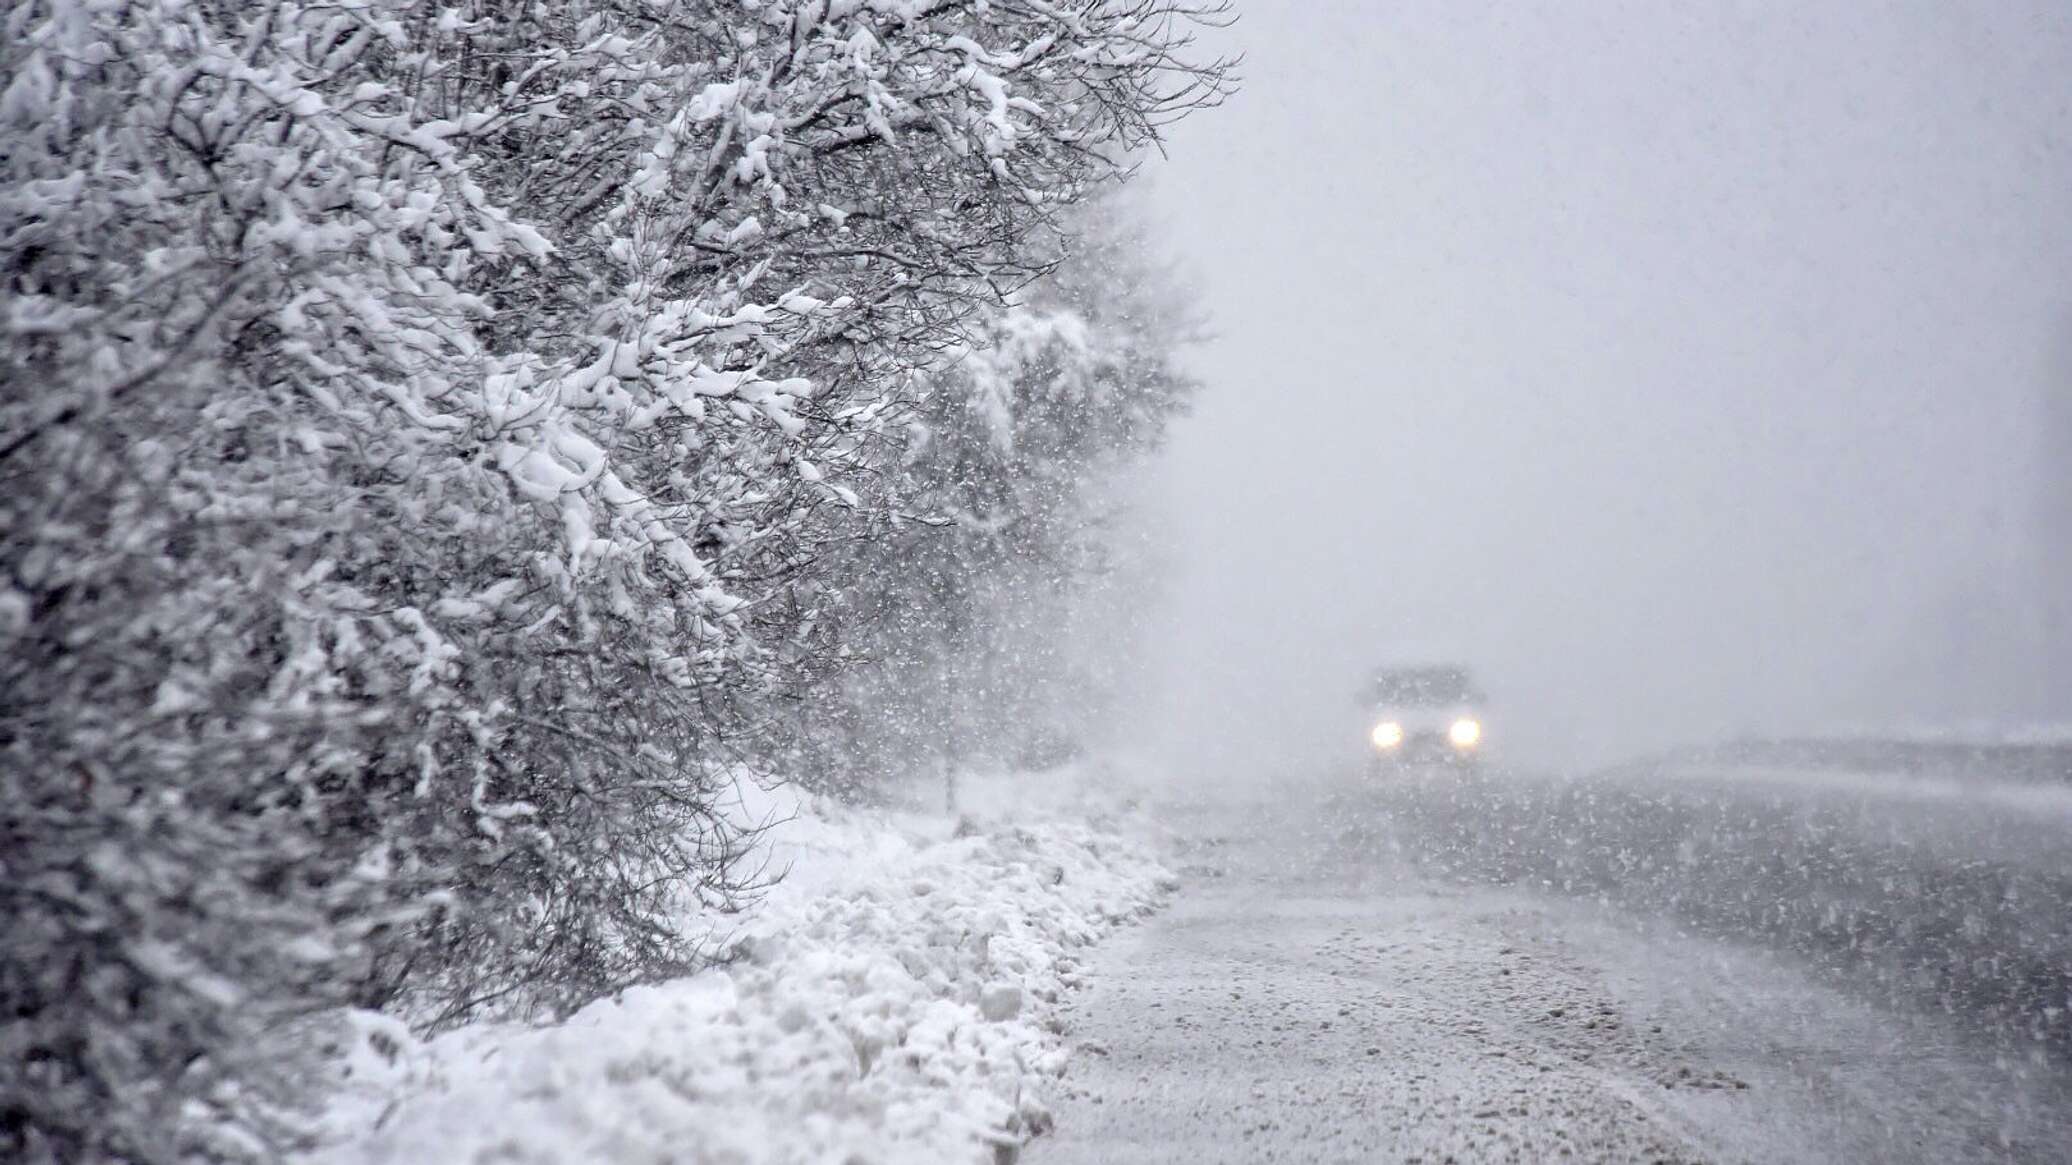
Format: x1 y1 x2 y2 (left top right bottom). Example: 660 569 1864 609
1123 1 2072 773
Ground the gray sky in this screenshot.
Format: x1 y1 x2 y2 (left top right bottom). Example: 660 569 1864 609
1131 0 2072 770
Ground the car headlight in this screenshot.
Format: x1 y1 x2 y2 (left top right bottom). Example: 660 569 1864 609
1448 718 1482 749
1370 721 1405 750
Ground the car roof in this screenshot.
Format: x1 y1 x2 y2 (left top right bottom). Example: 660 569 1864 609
1370 663 1474 680
1365 664 1480 703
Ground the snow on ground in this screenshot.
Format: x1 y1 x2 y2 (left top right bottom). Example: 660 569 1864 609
1659 760 2072 817
1804 720 2072 746
308 760 1175 1165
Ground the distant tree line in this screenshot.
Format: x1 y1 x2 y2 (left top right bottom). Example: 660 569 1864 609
0 2 1230 1160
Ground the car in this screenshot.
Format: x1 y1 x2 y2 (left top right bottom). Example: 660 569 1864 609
1360 663 1487 771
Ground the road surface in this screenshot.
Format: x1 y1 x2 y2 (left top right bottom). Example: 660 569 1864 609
1033 760 2072 1164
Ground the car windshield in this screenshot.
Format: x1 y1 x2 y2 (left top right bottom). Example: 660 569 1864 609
1368 667 1477 706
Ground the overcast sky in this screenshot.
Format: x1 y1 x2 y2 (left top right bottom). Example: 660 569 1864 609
1128 0 2072 771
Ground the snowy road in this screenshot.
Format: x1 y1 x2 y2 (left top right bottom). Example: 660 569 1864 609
1033 764 2072 1164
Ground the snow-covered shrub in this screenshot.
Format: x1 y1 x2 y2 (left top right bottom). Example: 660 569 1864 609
0 1 1230 1160
817 197 1206 791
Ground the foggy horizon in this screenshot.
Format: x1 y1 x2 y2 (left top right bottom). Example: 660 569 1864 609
1131 0 2072 770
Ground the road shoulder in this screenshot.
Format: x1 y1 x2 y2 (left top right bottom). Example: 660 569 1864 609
1034 837 1730 1163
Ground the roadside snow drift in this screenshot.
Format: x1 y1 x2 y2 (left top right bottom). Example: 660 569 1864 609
311 771 1172 1165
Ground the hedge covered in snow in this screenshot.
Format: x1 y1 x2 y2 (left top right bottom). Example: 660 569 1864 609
1 1 1226 1158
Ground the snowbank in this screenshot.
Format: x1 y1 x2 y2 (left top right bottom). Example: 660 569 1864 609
309 764 1174 1164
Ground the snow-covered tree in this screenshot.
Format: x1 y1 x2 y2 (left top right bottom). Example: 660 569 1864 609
0 2 1231 1159
816 194 1204 793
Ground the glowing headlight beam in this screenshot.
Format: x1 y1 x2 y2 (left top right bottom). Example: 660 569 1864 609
1448 718 1482 749
1371 721 1405 750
